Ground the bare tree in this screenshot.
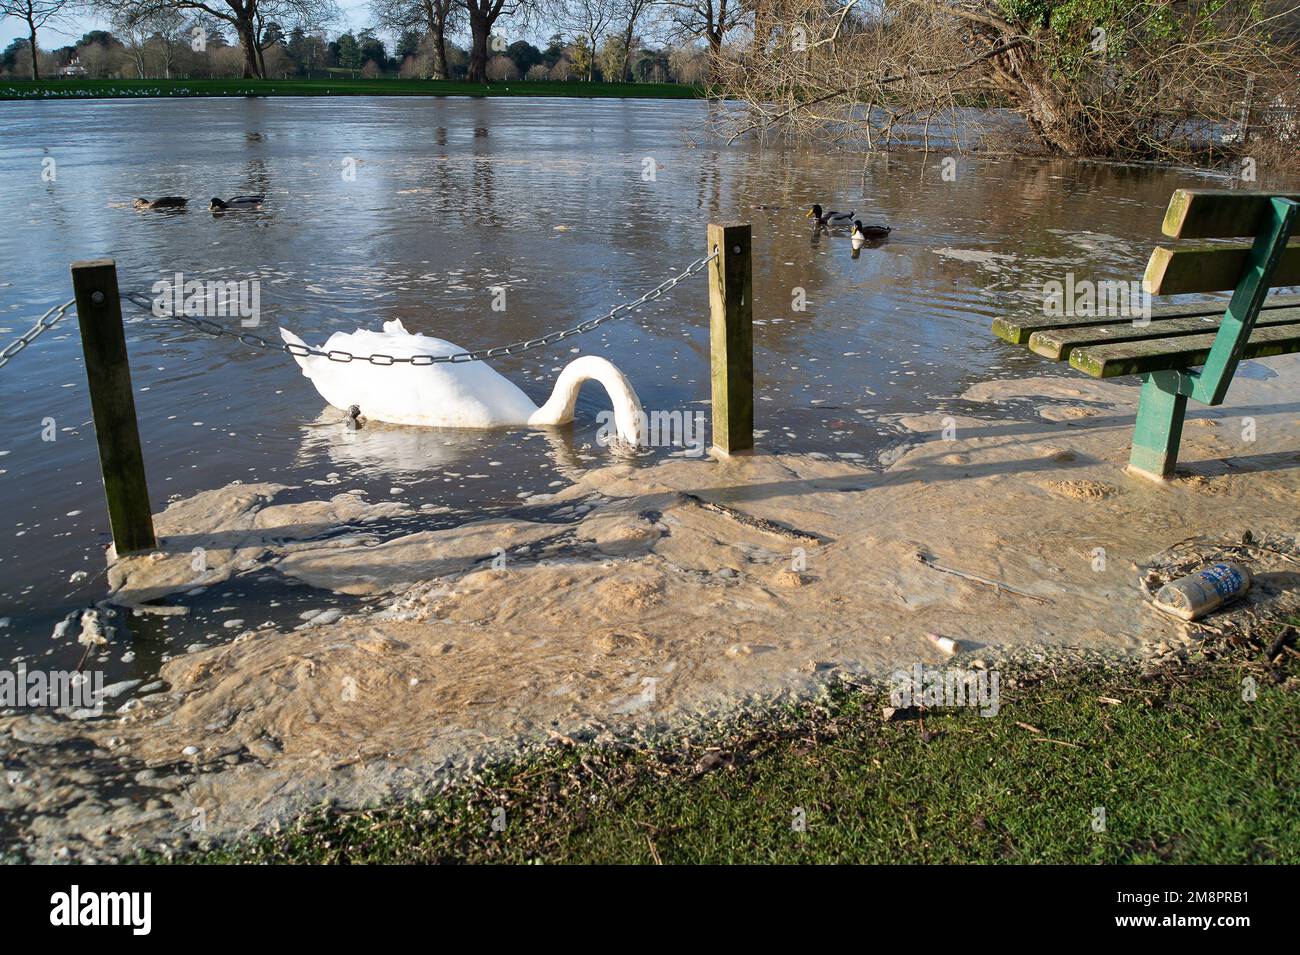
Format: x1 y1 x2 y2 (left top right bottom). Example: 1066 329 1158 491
372 0 460 79
721 0 1300 162
113 10 152 76
610 0 653 81
661 0 748 77
559 0 617 79
98 0 337 78
0 0 70 79
112 6 189 77
151 7 189 76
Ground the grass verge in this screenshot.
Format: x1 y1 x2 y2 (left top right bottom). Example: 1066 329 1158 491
165 625 1299 864
0 78 703 101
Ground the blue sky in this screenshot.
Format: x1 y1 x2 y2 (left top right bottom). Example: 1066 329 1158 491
2 1 406 52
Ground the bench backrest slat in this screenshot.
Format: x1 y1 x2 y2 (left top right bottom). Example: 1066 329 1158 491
1144 241 1300 295
1164 189 1300 239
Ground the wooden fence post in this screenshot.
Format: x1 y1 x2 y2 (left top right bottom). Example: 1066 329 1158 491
70 259 156 555
707 222 754 455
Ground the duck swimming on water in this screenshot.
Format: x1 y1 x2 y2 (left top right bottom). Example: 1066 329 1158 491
851 219 892 240
807 204 854 226
210 195 265 211
133 197 187 210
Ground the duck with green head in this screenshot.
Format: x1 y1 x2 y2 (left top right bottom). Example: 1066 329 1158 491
851 219 892 241
807 203 854 226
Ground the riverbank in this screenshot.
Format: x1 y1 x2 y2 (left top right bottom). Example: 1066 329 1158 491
0 78 703 101
177 643 1300 864
3 359 1299 863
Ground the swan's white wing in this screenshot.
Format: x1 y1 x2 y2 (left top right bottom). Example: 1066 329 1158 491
291 325 539 428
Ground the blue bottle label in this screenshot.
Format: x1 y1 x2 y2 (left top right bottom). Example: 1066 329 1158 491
1199 563 1243 598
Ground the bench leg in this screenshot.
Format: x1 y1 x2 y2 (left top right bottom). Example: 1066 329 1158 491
1128 371 1187 481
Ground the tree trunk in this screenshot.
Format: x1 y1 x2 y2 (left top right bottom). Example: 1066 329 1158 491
431 28 448 79
705 30 723 85
27 17 40 81
997 50 1093 155
468 10 490 83
431 19 449 79
421 0 452 79
238 19 262 78
619 24 634 82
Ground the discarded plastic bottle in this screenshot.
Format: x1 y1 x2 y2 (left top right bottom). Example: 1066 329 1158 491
1154 562 1252 621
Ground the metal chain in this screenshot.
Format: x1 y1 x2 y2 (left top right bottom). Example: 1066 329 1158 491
0 299 77 370
122 251 719 366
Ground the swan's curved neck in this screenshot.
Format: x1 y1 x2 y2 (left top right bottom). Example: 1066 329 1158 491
528 355 644 444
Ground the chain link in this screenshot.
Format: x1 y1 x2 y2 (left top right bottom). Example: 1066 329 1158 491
0 299 76 370
122 251 719 365
1 252 717 373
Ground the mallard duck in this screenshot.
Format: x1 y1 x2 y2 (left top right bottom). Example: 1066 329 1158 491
851 219 892 240
133 197 187 210
210 195 265 211
807 204 854 226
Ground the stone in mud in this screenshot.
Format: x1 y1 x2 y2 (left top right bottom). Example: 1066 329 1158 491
296 608 344 629
357 631 408 655
591 629 657 654
99 680 142 699
773 570 806 589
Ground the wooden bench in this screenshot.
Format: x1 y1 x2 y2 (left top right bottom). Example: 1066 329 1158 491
993 189 1300 480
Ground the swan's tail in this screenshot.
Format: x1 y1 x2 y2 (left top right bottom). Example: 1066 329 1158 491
528 355 645 445
279 327 311 374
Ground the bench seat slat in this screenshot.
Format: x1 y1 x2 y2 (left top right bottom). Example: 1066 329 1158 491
1029 305 1300 360
1069 324 1300 378
991 292 1300 345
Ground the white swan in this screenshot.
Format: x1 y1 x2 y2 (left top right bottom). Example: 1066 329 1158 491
280 319 645 444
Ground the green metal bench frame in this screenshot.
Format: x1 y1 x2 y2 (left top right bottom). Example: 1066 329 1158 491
991 190 1300 481
1129 194 1297 479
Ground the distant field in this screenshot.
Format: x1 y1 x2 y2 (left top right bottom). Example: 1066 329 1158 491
0 77 705 101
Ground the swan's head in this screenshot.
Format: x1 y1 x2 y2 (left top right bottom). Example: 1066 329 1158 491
807 204 822 219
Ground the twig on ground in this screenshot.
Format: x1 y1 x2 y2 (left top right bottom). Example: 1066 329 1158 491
915 553 1051 603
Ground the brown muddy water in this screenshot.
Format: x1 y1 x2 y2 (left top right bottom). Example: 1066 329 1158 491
0 96 1291 697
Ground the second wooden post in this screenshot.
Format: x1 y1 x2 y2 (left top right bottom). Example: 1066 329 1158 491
707 222 753 455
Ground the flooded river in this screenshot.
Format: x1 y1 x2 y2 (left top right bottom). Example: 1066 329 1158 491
0 95 1290 688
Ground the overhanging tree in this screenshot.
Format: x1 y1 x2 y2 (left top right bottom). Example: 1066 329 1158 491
722 0 1300 161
